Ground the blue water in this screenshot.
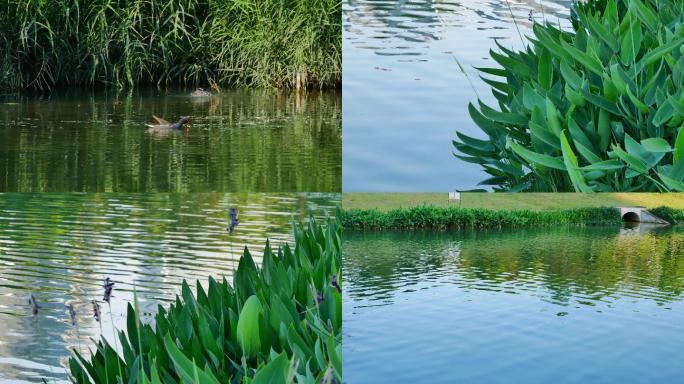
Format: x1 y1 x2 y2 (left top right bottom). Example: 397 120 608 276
343 226 684 383
343 0 573 191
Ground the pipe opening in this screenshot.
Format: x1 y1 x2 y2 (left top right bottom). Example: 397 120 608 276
622 211 640 222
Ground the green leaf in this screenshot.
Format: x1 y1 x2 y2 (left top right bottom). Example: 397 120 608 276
640 138 672 152
560 131 593 192
252 352 289 384
163 334 220 384
612 143 649 173
620 17 642 65
674 125 684 164
237 295 263 358
630 0 658 32
580 159 624 171
509 138 566 170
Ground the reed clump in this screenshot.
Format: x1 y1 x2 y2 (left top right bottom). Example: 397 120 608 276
1 0 341 91
342 205 624 230
68 214 342 383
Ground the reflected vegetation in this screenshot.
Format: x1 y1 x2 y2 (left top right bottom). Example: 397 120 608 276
344 225 684 383
0 193 339 383
345 226 684 306
0 89 341 192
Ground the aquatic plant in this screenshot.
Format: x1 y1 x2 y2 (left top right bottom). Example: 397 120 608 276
454 0 684 192
68 214 342 383
0 0 341 91
342 205 623 230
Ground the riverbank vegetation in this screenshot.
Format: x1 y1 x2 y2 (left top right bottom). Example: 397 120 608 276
0 0 340 91
68 214 341 383
454 0 684 192
342 206 627 230
342 192 684 211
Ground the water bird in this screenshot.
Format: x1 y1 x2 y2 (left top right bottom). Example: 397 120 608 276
103 277 114 303
92 300 101 322
145 115 191 131
28 293 41 316
190 88 213 97
227 207 239 234
65 302 77 326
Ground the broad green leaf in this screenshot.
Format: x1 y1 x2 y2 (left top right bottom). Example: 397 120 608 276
640 138 672 152
509 138 566 170
560 131 593 192
620 18 642 65
252 352 289 384
674 125 684 164
237 295 263 358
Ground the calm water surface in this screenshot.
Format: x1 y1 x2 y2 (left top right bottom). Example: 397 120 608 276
0 89 341 192
344 226 684 383
343 0 572 191
0 193 338 383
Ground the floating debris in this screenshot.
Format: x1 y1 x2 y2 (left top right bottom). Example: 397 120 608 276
65 302 77 326
103 277 114 303
92 301 101 322
227 207 239 234
28 293 41 316
330 275 341 294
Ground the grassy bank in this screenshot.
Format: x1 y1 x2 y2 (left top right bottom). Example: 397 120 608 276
342 206 624 230
343 192 684 211
1 0 340 91
69 215 341 383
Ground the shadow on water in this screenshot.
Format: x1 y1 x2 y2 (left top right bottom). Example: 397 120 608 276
0 89 341 192
0 192 339 383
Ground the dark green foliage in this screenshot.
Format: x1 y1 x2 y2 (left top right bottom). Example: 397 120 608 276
454 0 684 192
69 214 342 383
342 205 624 230
649 206 684 224
0 0 341 91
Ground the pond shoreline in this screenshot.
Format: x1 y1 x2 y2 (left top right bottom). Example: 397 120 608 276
342 205 684 231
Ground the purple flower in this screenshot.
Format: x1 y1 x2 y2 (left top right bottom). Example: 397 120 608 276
92 300 101 322
227 207 239 234
103 277 114 303
330 275 341 293
28 293 41 316
65 302 77 326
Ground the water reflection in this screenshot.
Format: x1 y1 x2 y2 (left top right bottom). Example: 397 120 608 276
343 0 572 191
0 89 341 192
0 193 339 383
344 226 684 383
344 226 684 306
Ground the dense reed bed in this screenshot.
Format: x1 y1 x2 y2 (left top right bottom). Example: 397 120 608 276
342 205 628 230
0 0 341 91
69 214 341 383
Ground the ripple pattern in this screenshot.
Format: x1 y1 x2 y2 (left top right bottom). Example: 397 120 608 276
343 227 684 383
0 193 339 383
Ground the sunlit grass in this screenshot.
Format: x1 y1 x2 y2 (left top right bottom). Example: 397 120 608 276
342 192 684 211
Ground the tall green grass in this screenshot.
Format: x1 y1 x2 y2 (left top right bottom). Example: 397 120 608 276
0 0 341 91
69 214 341 383
342 205 626 230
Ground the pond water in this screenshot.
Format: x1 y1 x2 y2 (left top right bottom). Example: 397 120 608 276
0 89 341 192
0 193 339 383
344 226 684 383
343 0 572 191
